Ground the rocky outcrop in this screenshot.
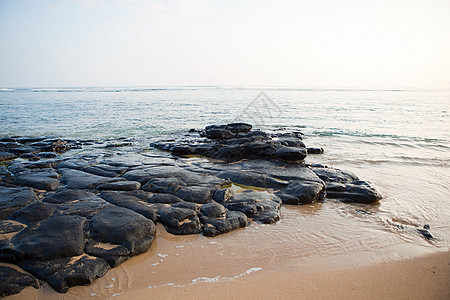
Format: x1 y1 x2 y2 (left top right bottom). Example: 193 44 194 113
0 124 382 295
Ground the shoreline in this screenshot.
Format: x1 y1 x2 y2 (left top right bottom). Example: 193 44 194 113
12 249 449 299
135 250 450 300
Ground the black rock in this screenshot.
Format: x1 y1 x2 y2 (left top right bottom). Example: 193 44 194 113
84 239 131 267
311 166 359 184
60 168 118 189
159 207 202 235
0 266 39 297
0 152 17 162
173 186 213 204
0 187 39 219
43 188 100 204
55 198 110 219
97 180 141 191
225 190 281 223
142 177 186 193
281 181 326 204
19 255 109 293
81 164 128 177
0 238 25 263
9 202 56 225
148 193 184 204
13 169 60 191
12 215 86 260
99 191 158 222
326 180 382 204
200 202 226 218
274 146 307 161
88 206 156 256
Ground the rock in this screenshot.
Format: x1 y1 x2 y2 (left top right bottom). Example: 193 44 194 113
201 210 248 237
307 147 324 154
325 180 382 204
97 180 141 191
81 164 128 177
281 181 326 204
274 146 307 161
0 238 25 263
7 162 27 174
217 170 284 189
278 137 305 148
60 168 118 189
37 152 58 158
120 190 151 202
12 215 86 260
20 153 40 161
123 168 152 184
0 152 17 162
14 169 60 191
311 166 359 183
200 202 226 218
43 188 100 204
99 191 158 222
0 187 38 219
148 193 184 204
84 239 131 267
8 146 40 155
19 255 109 293
225 191 281 223
56 159 93 170
172 201 200 212
212 188 235 202
56 198 110 219
142 177 186 193
159 207 202 235
88 206 155 255
205 128 235 140
417 228 433 240
9 202 57 225
0 266 39 297
173 186 213 204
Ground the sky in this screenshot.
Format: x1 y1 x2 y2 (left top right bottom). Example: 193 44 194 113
0 0 449 88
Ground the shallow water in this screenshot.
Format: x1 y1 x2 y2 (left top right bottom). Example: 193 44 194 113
1 87 449 296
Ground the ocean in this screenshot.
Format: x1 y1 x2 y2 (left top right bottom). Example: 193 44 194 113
1 86 449 269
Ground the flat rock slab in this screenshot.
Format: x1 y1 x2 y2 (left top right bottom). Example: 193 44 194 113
0 187 38 220
14 170 60 191
97 180 141 191
159 207 202 235
0 266 39 297
12 215 86 260
88 206 156 256
19 255 109 293
60 168 120 189
0 152 17 162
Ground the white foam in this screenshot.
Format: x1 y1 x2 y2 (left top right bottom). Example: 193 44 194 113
157 253 168 258
147 267 262 289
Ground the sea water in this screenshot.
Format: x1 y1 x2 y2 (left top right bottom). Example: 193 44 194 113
1 87 449 265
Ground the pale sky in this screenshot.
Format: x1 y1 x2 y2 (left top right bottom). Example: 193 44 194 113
0 0 449 88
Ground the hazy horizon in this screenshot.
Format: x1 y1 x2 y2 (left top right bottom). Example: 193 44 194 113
1 0 449 89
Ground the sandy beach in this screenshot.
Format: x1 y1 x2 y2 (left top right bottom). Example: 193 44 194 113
9 219 450 299
11 249 449 299
121 251 450 300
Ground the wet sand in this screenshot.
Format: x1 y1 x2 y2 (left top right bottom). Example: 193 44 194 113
130 250 450 300
10 219 450 299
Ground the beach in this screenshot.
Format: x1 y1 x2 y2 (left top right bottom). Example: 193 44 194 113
1 87 449 298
